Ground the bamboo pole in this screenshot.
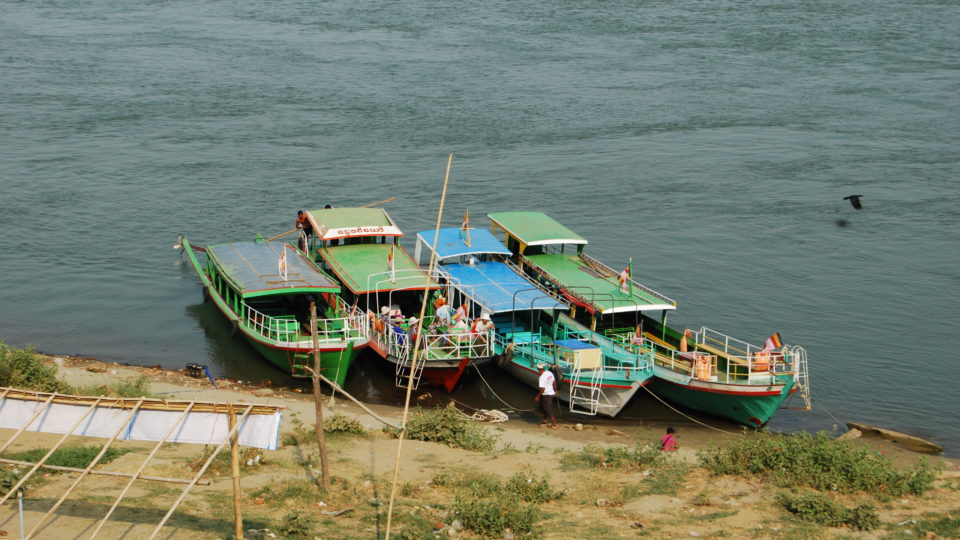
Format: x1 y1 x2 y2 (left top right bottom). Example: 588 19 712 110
229 405 243 540
0 398 103 507
266 228 299 242
310 302 331 491
88 402 198 540
384 153 453 538
147 405 254 540
360 196 398 208
0 394 56 454
26 399 145 539
0 458 209 485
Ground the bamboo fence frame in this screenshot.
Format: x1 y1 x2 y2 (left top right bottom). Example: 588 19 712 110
146 404 254 540
0 389 283 538
26 398 145 538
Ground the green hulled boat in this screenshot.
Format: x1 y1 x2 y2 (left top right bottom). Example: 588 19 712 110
487 211 810 427
179 234 369 386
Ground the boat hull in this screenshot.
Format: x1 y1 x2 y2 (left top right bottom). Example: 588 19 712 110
369 339 480 393
245 334 361 388
501 355 643 418
650 366 795 427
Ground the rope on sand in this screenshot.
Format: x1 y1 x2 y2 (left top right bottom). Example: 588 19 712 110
472 409 509 423
640 384 743 436
471 364 535 412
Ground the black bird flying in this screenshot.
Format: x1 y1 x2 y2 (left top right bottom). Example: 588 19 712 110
843 195 864 210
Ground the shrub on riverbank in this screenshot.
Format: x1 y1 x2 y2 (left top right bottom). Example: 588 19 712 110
560 443 665 470
777 491 881 531
697 431 938 497
0 342 70 393
403 405 498 453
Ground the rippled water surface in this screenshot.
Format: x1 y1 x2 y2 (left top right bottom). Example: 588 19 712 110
2 0 958 454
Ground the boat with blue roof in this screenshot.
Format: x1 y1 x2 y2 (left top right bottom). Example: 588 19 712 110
416 222 655 417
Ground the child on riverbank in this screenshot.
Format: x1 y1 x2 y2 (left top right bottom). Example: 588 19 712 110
660 427 678 452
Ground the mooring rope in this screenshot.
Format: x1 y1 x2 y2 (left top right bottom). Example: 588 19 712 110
471 363 535 412
639 384 743 436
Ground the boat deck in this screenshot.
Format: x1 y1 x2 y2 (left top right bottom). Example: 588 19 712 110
208 241 340 296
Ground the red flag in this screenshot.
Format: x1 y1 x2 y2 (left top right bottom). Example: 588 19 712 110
278 246 288 280
387 245 395 282
762 332 783 352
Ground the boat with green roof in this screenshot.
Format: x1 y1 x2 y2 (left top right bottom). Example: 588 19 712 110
301 207 493 392
487 211 810 427
178 234 369 386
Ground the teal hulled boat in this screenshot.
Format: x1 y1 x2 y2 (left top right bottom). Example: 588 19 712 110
487 211 810 427
415 224 655 417
179 234 369 386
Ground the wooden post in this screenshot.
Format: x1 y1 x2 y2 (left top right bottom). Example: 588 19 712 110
310 302 331 491
229 404 243 539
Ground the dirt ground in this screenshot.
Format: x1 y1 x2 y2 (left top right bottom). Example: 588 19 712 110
0 355 957 539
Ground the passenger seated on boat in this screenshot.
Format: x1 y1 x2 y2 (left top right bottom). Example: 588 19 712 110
436 303 453 324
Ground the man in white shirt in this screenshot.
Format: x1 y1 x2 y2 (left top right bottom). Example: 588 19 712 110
534 363 559 429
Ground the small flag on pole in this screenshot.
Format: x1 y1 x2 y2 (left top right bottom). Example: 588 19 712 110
618 265 630 294
278 245 288 280
762 332 783 352
388 244 396 283
460 209 471 247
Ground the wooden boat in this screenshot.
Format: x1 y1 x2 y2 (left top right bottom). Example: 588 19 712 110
179 234 369 386
487 211 810 427
415 225 655 417
301 207 485 392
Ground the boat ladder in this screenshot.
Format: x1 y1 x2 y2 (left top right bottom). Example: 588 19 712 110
784 344 811 410
395 353 426 390
567 367 602 416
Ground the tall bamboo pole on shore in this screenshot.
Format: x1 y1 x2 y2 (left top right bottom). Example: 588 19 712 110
384 153 453 538
229 404 244 539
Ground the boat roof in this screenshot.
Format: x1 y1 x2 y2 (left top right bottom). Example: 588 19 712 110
554 339 599 350
524 253 676 314
415 227 512 260
440 261 566 314
207 241 339 297
487 211 588 247
319 243 439 294
305 207 403 241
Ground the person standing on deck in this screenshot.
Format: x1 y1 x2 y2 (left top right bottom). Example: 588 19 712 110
534 363 559 429
295 210 313 252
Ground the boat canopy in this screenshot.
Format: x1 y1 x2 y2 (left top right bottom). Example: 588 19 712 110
305 207 403 241
319 243 439 294
415 227 512 261
523 253 676 314
207 241 339 297
487 211 588 249
441 262 567 314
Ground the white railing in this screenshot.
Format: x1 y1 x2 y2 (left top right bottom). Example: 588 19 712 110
243 303 369 346
371 317 494 364
615 331 792 385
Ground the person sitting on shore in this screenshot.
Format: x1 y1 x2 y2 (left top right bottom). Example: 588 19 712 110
660 427 678 452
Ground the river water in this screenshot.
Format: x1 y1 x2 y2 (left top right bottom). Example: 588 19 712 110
2 0 958 455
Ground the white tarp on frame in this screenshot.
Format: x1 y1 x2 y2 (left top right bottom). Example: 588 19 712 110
0 398 282 450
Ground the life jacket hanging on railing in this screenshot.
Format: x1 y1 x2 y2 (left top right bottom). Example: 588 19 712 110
753 351 771 373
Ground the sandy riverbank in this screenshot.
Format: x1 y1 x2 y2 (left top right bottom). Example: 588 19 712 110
1 354 957 539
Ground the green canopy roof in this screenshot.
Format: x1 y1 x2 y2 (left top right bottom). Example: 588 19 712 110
305 207 403 241
523 253 676 314
487 212 587 247
319 243 439 294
